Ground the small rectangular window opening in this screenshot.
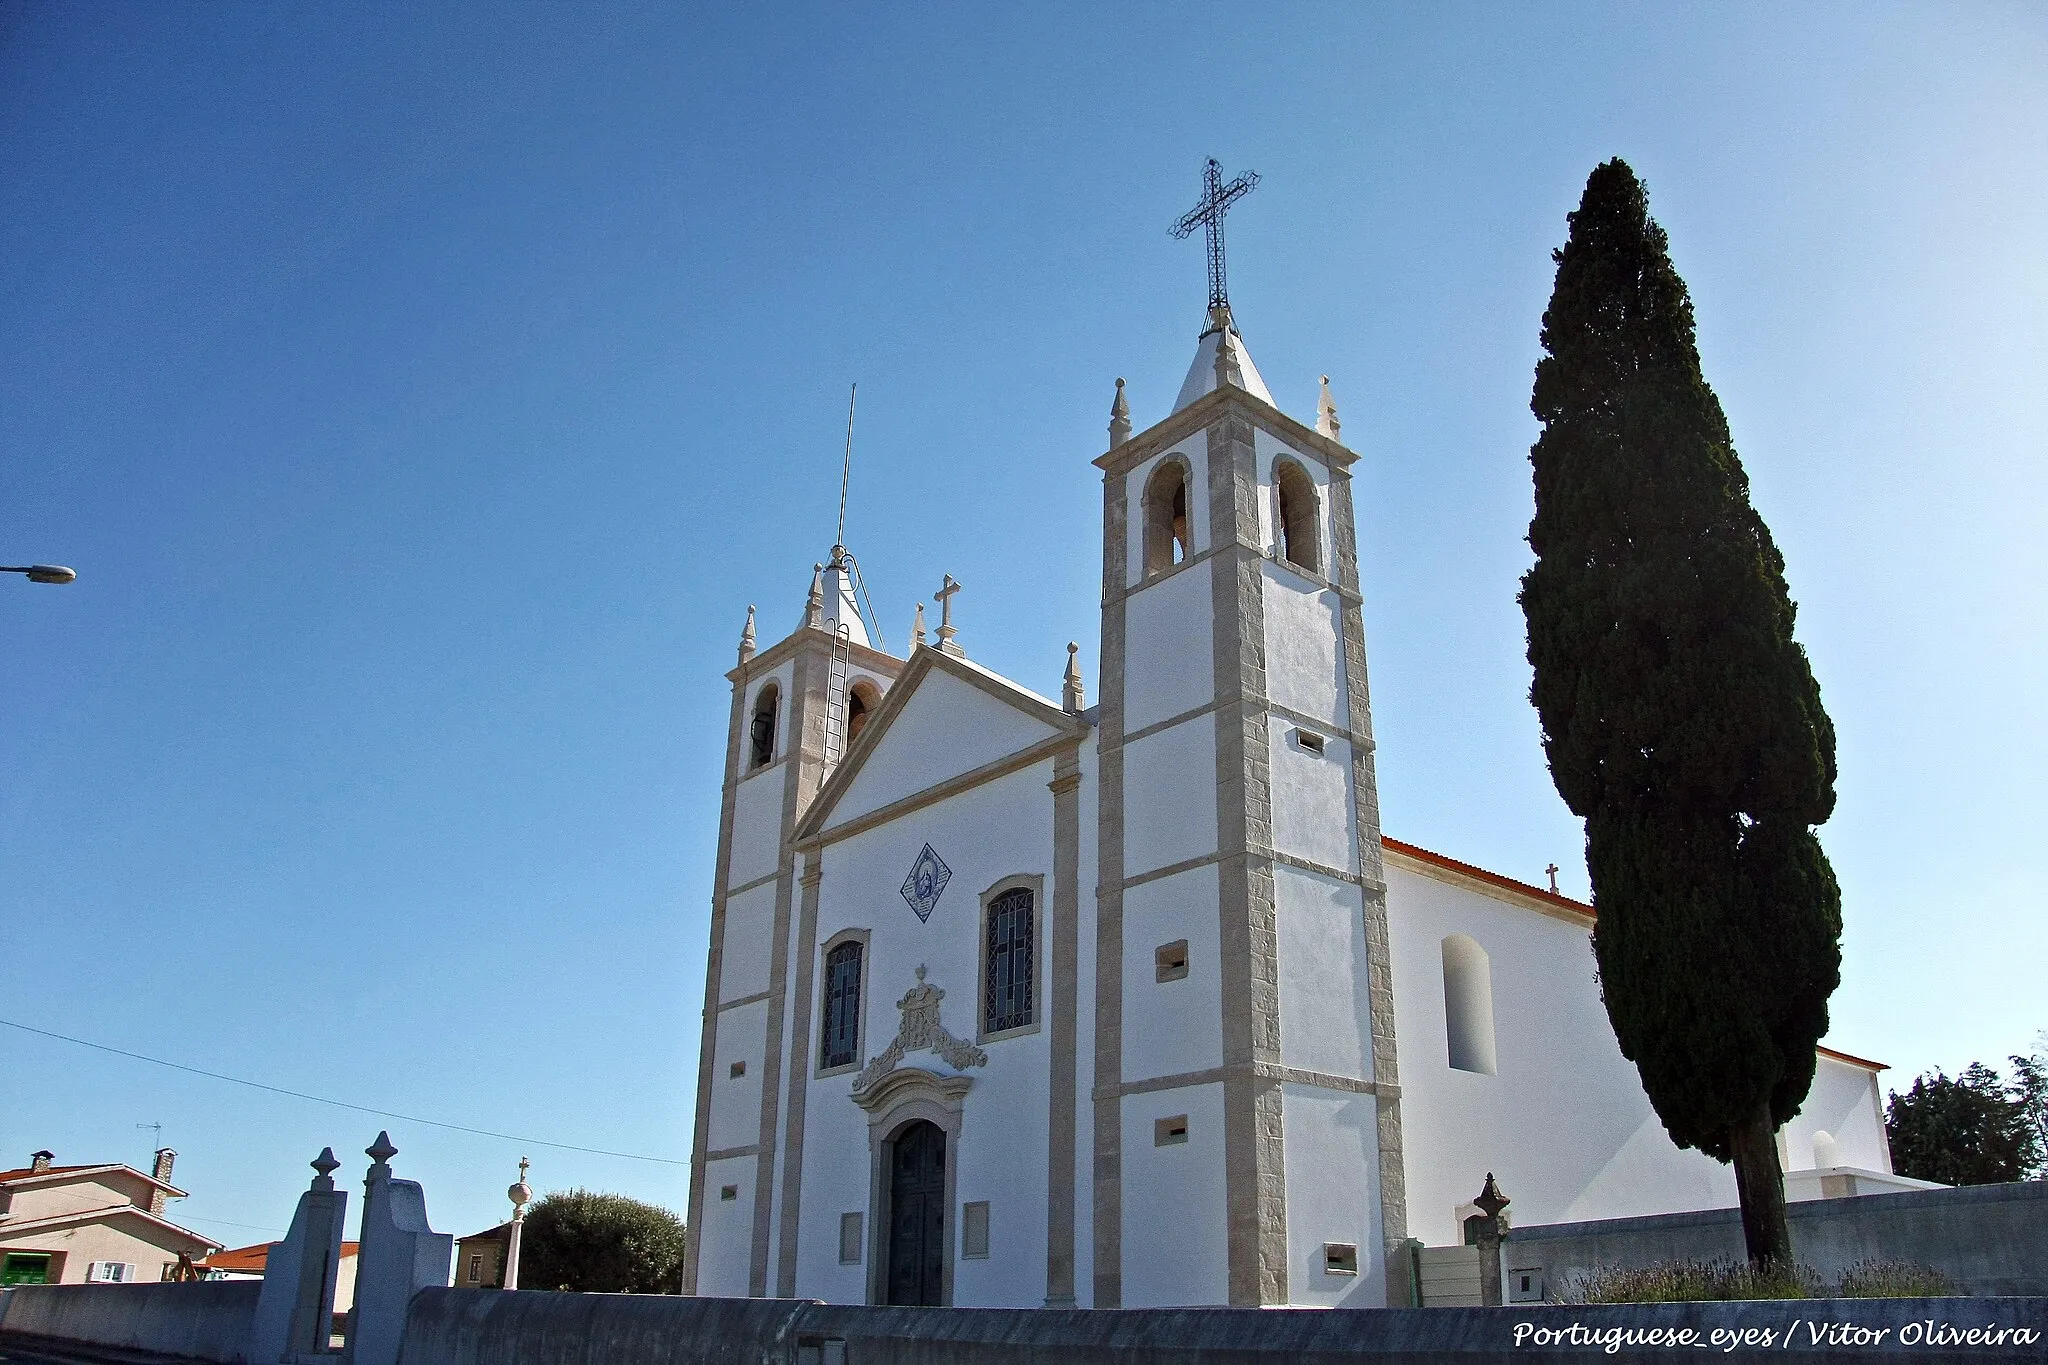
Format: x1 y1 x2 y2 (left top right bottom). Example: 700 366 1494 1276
838 1212 864 1264
720 1184 739 1202
1293 728 1326 755
961 1201 991 1259
1323 1242 1359 1276
1154 1115 1189 1146
1155 940 1189 982
729 1059 746 1078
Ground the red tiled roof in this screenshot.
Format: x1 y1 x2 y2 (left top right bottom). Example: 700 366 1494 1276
1817 1045 1888 1072
0 1165 94 1183
1382 836 1596 919
199 1241 359 1274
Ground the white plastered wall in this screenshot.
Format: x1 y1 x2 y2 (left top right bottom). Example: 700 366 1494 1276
1268 725 1359 876
1120 713 1217 877
1261 566 1349 731
794 761 1058 1306
694 1155 758 1298
1121 863 1223 1083
1119 1082 1228 1308
1123 445 1208 592
1122 567 1214 734
1781 1056 1893 1174
1273 865 1374 1081
1388 861 1736 1243
707 997 770 1153
717 880 779 1000
1280 1082 1387 1306
728 764 788 888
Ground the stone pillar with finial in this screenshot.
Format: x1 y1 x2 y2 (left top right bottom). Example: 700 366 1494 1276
912 602 927 650
738 606 757 665
502 1157 532 1290
344 1134 452 1365
1062 642 1085 714
1468 1173 1511 1307
1109 378 1131 447
248 1148 348 1364
1316 374 1341 441
802 565 825 630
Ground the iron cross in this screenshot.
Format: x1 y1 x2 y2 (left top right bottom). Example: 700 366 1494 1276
1170 158 1261 311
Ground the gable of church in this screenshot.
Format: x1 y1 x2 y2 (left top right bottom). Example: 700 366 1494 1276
797 651 1085 841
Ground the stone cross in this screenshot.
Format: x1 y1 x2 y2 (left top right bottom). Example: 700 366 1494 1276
1545 864 1560 895
935 575 963 656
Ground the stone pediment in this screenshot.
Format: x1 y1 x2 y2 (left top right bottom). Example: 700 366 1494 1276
794 647 1088 847
849 965 986 1105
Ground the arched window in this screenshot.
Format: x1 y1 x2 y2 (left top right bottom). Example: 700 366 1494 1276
821 937 864 1071
983 885 1035 1035
846 681 880 748
1142 459 1192 575
1441 934 1497 1075
1274 458 1321 576
749 684 779 771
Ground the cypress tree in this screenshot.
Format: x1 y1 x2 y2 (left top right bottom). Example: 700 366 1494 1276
1520 159 1842 1266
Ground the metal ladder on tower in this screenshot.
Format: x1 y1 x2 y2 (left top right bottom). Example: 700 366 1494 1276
822 622 852 774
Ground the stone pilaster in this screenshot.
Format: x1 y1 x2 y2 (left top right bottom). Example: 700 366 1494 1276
1091 466 1130 1310
1045 752 1084 1306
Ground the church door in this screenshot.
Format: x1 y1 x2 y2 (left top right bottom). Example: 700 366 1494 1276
884 1120 946 1306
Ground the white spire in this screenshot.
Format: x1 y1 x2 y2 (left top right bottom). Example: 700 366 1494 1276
1109 377 1132 447
738 605 757 664
912 602 927 649
1062 642 1085 714
816 547 870 648
1172 304 1275 413
1316 374 1341 440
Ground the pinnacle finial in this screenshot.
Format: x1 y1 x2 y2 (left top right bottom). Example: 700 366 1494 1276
1317 374 1341 440
310 1147 340 1192
803 564 824 630
1062 642 1085 714
1109 377 1132 448
365 1132 396 1182
912 602 927 649
1213 325 1243 392
738 604 757 664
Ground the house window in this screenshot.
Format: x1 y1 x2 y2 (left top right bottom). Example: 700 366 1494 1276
87 1261 132 1283
1292 728 1326 755
1442 934 1498 1075
1142 459 1192 575
983 886 1035 1034
749 684 780 770
960 1201 991 1259
821 939 864 1070
467 1254 483 1283
1 1253 51 1287
1274 458 1321 575
1323 1242 1359 1276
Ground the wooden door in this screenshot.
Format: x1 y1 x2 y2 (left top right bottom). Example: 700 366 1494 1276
884 1120 946 1306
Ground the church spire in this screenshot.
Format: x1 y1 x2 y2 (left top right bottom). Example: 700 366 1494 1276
737 605 756 664
1317 374 1341 440
1108 378 1131 448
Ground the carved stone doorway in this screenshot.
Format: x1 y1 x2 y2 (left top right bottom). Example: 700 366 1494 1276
884 1119 946 1306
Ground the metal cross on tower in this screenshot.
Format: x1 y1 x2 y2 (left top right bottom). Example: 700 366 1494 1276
1170 158 1260 312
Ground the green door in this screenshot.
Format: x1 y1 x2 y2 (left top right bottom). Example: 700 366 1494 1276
2 1252 52 1286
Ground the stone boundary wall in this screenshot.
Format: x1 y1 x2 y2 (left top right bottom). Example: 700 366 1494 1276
1505 1180 2048 1299
393 1286 2047 1365
0 1280 260 1363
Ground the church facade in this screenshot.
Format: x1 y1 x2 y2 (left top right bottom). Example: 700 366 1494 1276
681 303 1899 1310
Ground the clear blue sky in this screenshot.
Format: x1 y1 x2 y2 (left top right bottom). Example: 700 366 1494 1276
3 2 2042 1247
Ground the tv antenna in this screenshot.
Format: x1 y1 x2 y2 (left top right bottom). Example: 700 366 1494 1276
829 383 886 653
137 1121 163 1151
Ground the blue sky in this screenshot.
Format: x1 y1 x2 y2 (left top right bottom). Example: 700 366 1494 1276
3 2 2043 1246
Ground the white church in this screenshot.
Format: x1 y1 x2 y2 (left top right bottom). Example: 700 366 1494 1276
681 183 1905 1309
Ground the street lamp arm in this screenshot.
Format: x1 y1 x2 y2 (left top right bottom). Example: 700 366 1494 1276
2 565 77 584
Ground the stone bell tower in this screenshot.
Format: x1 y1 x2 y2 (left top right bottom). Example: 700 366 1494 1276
683 550 903 1297
1088 161 1407 1309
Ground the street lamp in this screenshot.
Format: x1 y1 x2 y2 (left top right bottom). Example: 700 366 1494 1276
2 564 77 584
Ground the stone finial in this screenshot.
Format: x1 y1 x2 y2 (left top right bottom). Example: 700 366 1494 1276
1474 1172 1510 1221
1316 374 1341 440
310 1147 340 1193
1109 377 1132 447
1213 321 1244 392
934 575 963 658
508 1157 532 1215
911 602 927 649
738 605 757 664
365 1131 397 1183
1062 642 1085 713
803 564 824 630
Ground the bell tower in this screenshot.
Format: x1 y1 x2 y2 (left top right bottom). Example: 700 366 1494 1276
1089 164 1407 1308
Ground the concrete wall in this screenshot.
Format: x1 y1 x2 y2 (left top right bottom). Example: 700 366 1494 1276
0 1279 259 1362
1505 1180 2048 1299
387 1286 2047 1365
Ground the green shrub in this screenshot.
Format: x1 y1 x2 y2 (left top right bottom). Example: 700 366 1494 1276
1558 1257 1952 1303
1833 1259 1957 1298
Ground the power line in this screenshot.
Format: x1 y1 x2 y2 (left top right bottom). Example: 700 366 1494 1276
0 1017 687 1166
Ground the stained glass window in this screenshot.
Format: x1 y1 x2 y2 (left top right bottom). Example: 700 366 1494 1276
821 940 863 1069
984 886 1034 1033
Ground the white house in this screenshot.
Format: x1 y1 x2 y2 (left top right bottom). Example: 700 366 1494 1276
681 292 1903 1310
